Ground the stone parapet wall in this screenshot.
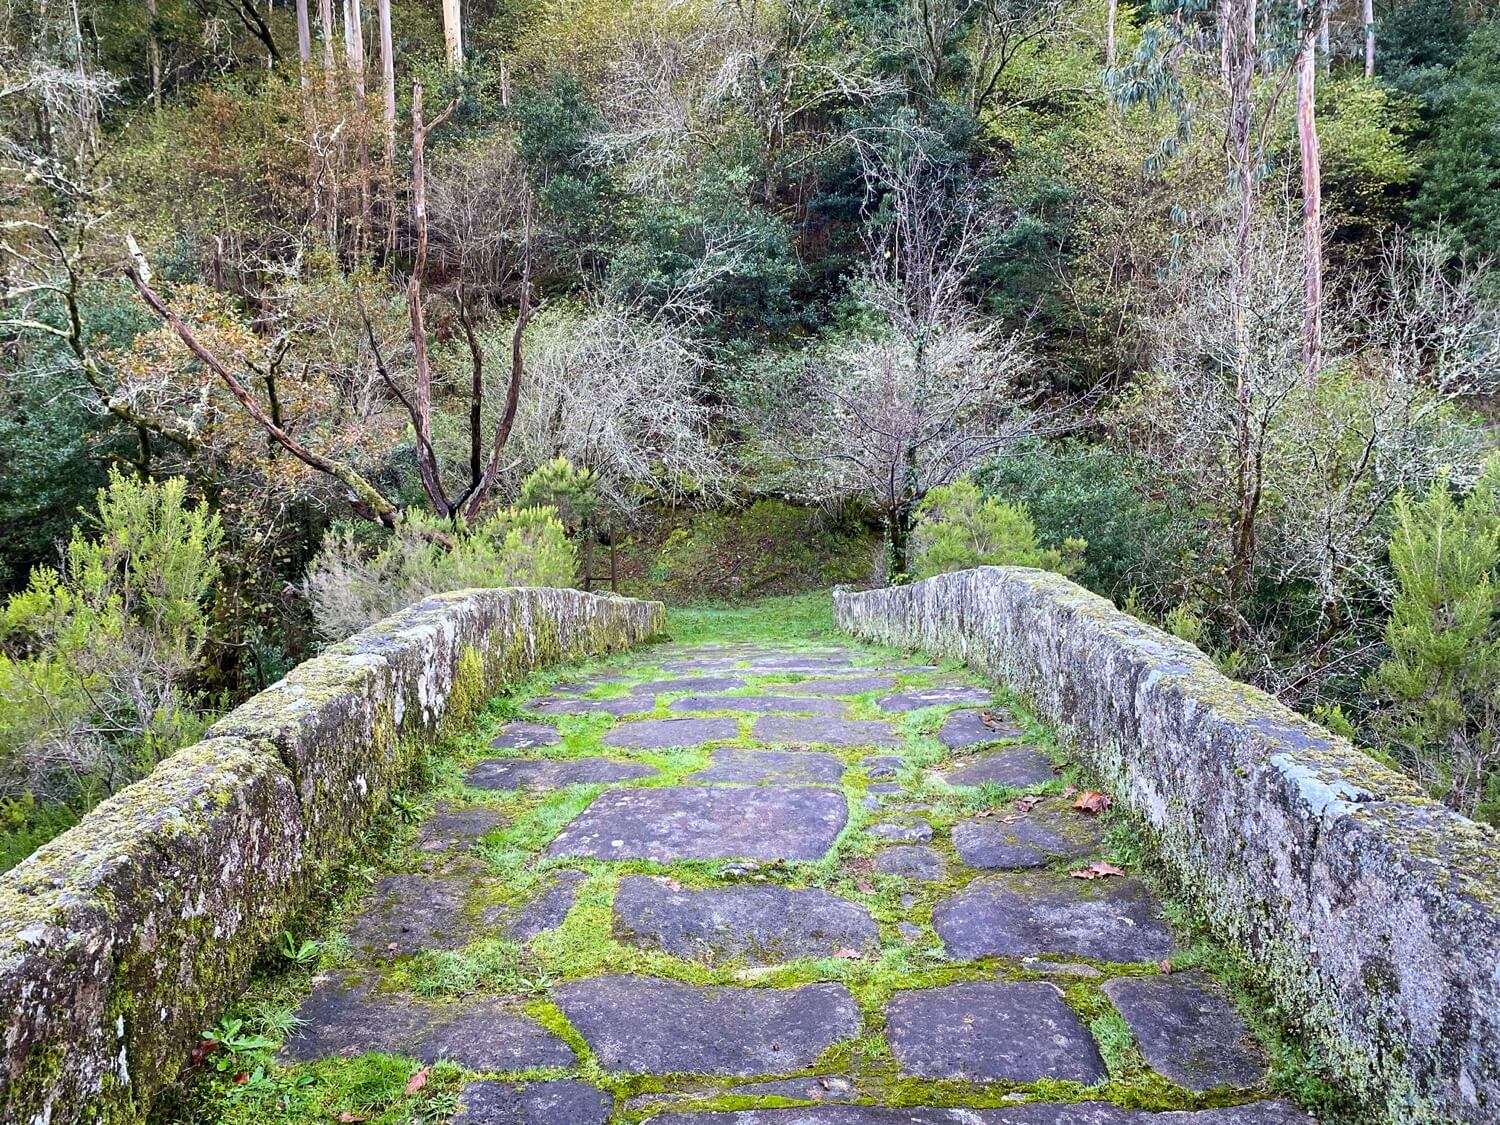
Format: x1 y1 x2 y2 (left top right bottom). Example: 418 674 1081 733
835 568 1499 1125
0 587 663 1125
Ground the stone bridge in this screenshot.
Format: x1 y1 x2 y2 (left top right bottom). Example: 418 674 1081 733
1 570 1495 1124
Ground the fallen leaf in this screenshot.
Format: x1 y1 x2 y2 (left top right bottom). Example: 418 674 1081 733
856 878 874 894
1158 959 1173 974
336 1114 369 1123
979 710 1008 730
1073 790 1112 814
977 808 996 817
1014 795 1043 814
834 947 865 960
1062 785 1078 798
404 1066 430 1096
233 1072 249 1085
386 942 399 953
187 1039 220 1069
1069 861 1127 880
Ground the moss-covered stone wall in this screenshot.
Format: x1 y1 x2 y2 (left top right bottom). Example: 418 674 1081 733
835 568 1499 1125
0 588 663 1125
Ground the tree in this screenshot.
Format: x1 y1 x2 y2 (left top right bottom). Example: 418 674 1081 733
442 0 462 71
1368 464 1500 823
1297 0 1325 373
0 469 222 801
910 478 1084 579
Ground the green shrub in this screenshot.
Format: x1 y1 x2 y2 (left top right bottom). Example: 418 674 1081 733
0 469 222 808
909 480 1085 580
1366 462 1500 824
305 506 577 641
975 438 1201 606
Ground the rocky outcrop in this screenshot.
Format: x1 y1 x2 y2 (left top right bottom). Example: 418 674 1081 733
835 568 1500 1125
0 587 662 1125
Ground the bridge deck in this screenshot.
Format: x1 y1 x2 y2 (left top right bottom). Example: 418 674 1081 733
251 634 1314 1123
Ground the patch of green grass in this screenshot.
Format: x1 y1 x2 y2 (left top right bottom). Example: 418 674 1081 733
665 592 838 644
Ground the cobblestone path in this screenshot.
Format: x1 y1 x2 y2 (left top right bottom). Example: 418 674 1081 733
282 639 1312 1124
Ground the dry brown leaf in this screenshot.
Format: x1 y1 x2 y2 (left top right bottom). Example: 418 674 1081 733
1069 860 1127 880
834 947 864 960
336 1114 369 1123
1014 795 1043 814
1073 790 1112 814
1158 959 1173 974
1061 785 1078 798
404 1066 430 1096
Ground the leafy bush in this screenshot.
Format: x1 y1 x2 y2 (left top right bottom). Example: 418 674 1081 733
305 506 577 641
1366 463 1500 824
909 480 1084 581
0 469 222 805
975 440 1197 604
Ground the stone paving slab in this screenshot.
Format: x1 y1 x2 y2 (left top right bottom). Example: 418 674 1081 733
952 803 1104 869
643 1102 1312 1123
874 844 948 881
687 748 845 785
613 875 877 962
778 675 899 695
879 686 995 712
348 874 475 955
417 803 503 854
525 693 654 717
283 981 574 1072
602 717 740 748
452 1080 612 1124
754 715 901 747
938 708 1026 747
282 977 437 1060
465 757 660 790
553 975 860 1076
936 746 1056 788
863 754 903 779
887 981 1106 1083
546 785 848 861
934 872 1175 962
489 721 563 750
1103 972 1266 1091
497 869 588 941
868 819 933 842
669 693 851 716
412 998 578 1070
635 676 749 693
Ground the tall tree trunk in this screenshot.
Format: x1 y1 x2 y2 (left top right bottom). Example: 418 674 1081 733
1224 0 1259 608
146 0 162 108
1106 0 1117 69
442 0 463 71
296 0 317 231
343 0 373 253
1363 0 1375 76
319 0 339 245
1318 0 1330 60
378 0 397 254
1297 3 1324 376
295 0 312 84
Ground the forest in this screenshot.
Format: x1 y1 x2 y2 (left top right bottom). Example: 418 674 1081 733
2 0 1499 867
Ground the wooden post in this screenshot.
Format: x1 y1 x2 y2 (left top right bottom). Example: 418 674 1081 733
610 524 618 593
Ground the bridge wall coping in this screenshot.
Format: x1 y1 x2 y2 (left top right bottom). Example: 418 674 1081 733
0 587 663 1124
835 567 1499 1125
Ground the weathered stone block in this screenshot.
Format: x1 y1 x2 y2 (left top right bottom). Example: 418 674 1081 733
0 737 303 1124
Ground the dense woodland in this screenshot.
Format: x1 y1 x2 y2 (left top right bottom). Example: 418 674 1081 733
2 0 1500 863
